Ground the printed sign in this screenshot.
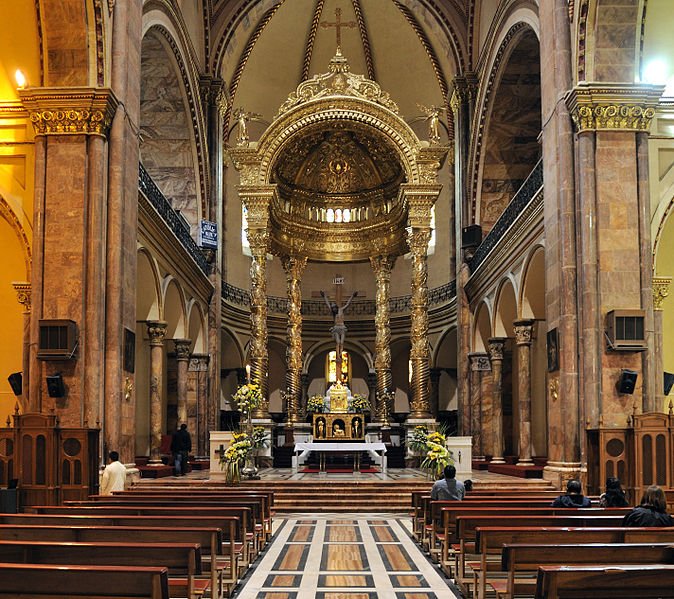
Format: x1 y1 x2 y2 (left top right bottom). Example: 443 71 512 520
199 220 218 249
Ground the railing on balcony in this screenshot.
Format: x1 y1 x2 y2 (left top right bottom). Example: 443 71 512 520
223 280 456 315
469 158 544 273
138 163 210 275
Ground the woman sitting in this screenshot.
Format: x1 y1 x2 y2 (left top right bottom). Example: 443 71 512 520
622 485 674 527
600 477 629 507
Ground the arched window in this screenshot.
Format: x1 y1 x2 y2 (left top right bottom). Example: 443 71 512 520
326 350 350 384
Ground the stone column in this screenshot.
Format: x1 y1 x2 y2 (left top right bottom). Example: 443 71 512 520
514 320 535 466
147 321 167 463
300 373 310 419
190 353 210 455
370 254 396 419
653 277 671 410
12 283 31 408
248 229 269 418
173 339 191 426
488 338 507 464
469 352 489 460
408 227 433 419
282 254 307 427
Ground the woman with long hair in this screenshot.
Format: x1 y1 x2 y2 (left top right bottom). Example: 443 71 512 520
622 485 674 527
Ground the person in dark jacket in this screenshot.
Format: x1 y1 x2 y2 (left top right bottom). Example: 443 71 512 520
600 477 629 507
622 485 674 527
171 423 192 476
551 479 592 507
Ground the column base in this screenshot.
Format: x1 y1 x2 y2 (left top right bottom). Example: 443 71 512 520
490 457 505 464
516 459 534 466
407 411 432 420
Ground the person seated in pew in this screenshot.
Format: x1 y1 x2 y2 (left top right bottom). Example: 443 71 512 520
600 476 629 507
431 465 465 501
100 451 127 496
622 485 674 527
550 479 591 507
464 479 473 492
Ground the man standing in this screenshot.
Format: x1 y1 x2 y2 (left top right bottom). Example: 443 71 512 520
171 423 192 476
431 465 465 501
100 451 126 495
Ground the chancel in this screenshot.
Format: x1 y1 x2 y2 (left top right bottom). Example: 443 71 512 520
2 0 674 597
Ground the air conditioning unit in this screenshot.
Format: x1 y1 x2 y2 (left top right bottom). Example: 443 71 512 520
605 310 646 351
37 319 78 360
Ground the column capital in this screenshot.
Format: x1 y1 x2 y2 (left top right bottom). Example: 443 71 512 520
468 352 491 371
406 228 432 256
247 229 269 256
370 254 397 277
565 83 664 133
281 254 308 279
11 282 31 311
173 338 192 361
653 276 672 311
146 321 168 346
488 337 507 361
19 87 118 138
513 318 536 345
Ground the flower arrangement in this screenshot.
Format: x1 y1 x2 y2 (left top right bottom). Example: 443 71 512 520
349 393 370 413
408 425 454 477
220 431 254 484
251 426 270 450
409 425 430 453
307 395 326 413
232 383 262 414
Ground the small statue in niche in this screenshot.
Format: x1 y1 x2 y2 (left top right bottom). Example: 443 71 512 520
351 418 361 438
317 419 325 439
333 423 345 437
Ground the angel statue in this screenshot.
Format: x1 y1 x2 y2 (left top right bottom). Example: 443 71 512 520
233 108 261 147
417 103 446 144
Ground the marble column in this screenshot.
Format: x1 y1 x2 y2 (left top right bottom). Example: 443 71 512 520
408 228 433 419
12 283 31 409
653 277 671 410
173 339 191 426
147 321 167 463
488 337 507 464
190 353 210 455
300 373 310 419
469 352 489 460
282 254 307 427
370 254 396 419
248 229 270 418
514 320 535 466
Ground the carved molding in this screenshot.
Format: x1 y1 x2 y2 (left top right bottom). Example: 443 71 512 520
566 84 664 132
19 88 118 138
653 276 672 311
12 282 31 311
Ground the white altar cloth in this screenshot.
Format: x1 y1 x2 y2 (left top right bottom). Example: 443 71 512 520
293 442 387 473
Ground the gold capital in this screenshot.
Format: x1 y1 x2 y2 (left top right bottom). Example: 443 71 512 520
653 276 672 311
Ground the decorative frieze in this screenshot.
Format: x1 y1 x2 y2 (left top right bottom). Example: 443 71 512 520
19 88 118 138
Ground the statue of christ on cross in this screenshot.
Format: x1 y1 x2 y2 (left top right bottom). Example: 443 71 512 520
320 276 357 381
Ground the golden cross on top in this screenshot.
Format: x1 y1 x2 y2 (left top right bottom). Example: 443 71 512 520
321 7 356 53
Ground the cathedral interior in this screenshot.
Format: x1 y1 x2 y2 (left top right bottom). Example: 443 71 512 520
1 0 674 495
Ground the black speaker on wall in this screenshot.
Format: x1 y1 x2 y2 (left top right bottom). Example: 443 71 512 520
617 369 638 394
7 372 22 396
664 372 674 396
461 224 482 249
46 373 65 398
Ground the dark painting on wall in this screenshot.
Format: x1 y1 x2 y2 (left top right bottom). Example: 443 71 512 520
547 328 559 373
124 328 135 373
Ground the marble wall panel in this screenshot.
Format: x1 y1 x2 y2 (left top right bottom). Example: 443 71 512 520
592 0 639 82
43 0 89 86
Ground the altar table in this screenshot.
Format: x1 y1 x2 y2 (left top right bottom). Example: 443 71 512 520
293 442 387 474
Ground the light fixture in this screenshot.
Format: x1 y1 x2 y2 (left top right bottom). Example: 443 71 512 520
643 59 668 85
14 69 26 89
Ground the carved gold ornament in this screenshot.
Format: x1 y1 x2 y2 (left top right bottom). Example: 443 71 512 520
12 282 31 311
653 277 672 311
548 376 559 402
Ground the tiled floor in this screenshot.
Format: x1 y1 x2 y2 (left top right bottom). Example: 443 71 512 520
233 514 460 599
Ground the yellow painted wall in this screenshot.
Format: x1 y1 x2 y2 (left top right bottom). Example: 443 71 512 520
656 209 674 411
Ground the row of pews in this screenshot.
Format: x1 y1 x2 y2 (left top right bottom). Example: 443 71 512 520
0 486 274 599
411 486 674 598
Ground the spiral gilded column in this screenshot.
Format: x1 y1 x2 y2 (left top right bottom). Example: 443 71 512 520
248 229 269 418
408 228 432 419
370 254 396 419
282 254 307 425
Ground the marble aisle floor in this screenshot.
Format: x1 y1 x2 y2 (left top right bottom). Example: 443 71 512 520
233 514 461 599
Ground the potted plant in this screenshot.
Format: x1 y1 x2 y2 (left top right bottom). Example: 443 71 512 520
307 395 326 413
349 393 370 413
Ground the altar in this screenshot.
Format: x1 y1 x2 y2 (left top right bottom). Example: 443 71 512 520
293 441 387 474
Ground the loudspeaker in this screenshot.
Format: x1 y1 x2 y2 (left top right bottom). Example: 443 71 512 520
46 373 65 398
461 225 482 249
7 372 22 396
617 369 638 394
665 372 674 396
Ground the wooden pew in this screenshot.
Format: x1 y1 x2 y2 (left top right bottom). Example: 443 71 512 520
496 543 674 599
0 524 231 596
468 526 674 599
535 564 674 598
0 541 202 599
0 563 170 599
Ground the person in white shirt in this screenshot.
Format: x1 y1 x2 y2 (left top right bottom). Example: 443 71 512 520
100 451 126 495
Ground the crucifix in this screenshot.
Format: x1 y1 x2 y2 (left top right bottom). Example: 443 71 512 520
320 275 357 384
215 444 227 464
320 7 357 54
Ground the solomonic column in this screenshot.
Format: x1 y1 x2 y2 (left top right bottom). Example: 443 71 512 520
147 321 167 463
248 228 270 418
408 228 433 419
488 337 507 464
514 320 535 466
282 254 307 428
370 254 396 420
173 339 192 426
